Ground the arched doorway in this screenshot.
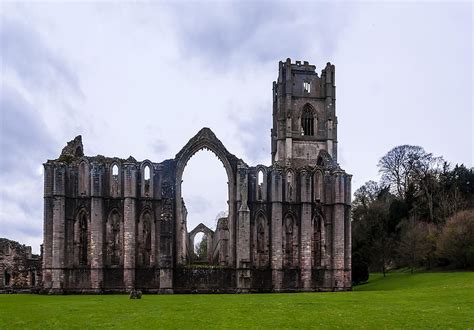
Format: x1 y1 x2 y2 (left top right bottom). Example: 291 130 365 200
174 128 238 267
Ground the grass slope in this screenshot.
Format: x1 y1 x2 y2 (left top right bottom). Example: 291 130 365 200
0 272 473 329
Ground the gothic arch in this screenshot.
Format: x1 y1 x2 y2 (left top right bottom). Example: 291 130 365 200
109 161 122 197
300 103 317 136
174 128 239 266
106 209 123 266
312 212 327 268
138 209 155 267
255 165 268 201
253 210 269 269
140 160 154 198
188 223 214 264
74 208 90 266
283 212 299 268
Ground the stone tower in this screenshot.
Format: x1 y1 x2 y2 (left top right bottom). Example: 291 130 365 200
272 59 337 167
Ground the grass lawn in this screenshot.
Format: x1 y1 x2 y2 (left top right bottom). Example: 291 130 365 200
0 272 473 329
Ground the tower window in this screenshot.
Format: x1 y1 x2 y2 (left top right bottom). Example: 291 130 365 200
303 82 311 93
301 104 315 136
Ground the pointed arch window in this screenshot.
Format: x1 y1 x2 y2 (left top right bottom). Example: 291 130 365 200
301 104 315 136
143 164 151 197
74 210 89 266
110 163 121 197
139 211 153 267
313 214 327 268
254 213 269 268
257 170 264 201
106 210 122 266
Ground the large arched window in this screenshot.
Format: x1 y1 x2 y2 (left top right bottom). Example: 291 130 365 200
313 214 326 268
139 211 153 267
301 104 315 136
74 209 89 266
106 210 122 266
253 212 269 269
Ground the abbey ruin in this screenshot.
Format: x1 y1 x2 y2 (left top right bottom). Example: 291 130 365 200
41 59 352 293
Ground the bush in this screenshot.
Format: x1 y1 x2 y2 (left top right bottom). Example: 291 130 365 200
437 209 474 269
352 252 369 285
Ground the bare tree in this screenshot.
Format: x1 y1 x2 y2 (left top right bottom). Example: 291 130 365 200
378 145 433 199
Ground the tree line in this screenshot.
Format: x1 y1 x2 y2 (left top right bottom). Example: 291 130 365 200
352 145 474 284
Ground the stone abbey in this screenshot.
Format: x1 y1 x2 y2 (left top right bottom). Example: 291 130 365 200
42 59 352 293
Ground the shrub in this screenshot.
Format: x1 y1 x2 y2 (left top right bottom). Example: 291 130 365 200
437 209 474 269
352 252 369 285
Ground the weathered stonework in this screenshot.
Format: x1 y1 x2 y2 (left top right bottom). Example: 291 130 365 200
0 238 42 292
42 59 351 293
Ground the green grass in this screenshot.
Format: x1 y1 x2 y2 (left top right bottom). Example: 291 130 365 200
0 272 473 329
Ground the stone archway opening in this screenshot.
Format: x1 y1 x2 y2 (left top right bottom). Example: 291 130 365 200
177 146 233 266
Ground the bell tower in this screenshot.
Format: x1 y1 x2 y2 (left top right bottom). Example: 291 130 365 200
271 59 337 167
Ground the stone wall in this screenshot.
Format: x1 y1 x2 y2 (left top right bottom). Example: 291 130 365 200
41 59 352 294
0 238 42 292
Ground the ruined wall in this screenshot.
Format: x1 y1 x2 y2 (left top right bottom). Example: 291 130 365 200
42 59 351 294
0 238 42 292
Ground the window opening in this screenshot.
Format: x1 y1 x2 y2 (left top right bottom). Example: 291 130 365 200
301 105 315 136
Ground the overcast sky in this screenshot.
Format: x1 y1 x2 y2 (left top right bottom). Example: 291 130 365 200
1 1 472 253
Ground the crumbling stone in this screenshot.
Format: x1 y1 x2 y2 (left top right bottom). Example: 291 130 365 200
41 59 352 294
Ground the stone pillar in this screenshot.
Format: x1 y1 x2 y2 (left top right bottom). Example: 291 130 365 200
300 170 312 290
42 163 54 289
332 172 345 290
271 168 283 291
51 164 66 292
236 165 251 292
151 219 156 267
123 163 137 290
90 162 104 291
159 197 174 293
344 175 352 288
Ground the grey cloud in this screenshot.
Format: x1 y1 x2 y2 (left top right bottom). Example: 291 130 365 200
0 85 56 174
152 138 168 156
162 2 355 67
184 195 212 215
0 16 80 93
229 104 271 164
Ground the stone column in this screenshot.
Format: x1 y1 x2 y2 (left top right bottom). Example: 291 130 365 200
159 197 174 293
299 170 312 290
42 163 54 289
123 163 137 290
344 175 352 288
332 171 345 290
51 165 66 292
90 162 104 291
270 168 283 291
236 165 251 292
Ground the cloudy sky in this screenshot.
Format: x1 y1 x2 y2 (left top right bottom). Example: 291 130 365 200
0 1 472 253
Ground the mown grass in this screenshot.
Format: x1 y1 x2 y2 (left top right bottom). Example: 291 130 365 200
0 272 473 329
